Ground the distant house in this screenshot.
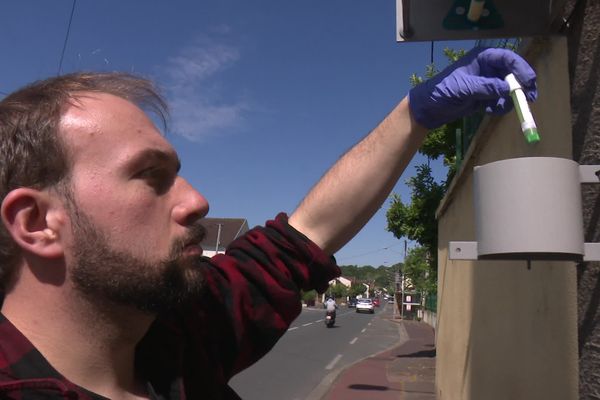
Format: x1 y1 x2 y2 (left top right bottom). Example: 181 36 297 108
200 218 249 257
322 276 353 303
328 276 352 288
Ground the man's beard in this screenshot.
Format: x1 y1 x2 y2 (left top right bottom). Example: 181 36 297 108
68 207 207 314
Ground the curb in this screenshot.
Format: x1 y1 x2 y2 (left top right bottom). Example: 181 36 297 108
305 314 410 400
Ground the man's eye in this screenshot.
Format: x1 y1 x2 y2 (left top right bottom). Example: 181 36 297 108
136 167 175 194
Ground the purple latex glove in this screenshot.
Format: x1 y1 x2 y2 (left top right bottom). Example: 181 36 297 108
408 47 537 129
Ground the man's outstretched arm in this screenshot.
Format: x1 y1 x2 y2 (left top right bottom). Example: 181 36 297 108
289 97 424 253
288 47 538 254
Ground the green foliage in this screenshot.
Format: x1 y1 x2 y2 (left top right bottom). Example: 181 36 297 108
339 264 401 296
374 273 390 289
338 264 376 281
419 119 462 184
443 47 466 63
301 290 317 305
386 164 444 252
402 246 436 294
412 47 467 185
348 283 368 298
385 47 468 297
328 282 348 299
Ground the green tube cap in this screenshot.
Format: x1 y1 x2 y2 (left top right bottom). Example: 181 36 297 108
524 128 540 144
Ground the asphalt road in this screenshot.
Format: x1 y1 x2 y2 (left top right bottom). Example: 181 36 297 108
229 302 407 400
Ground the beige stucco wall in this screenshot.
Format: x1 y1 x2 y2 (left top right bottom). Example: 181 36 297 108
436 37 578 399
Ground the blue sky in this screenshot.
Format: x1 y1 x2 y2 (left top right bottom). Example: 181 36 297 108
0 1 474 267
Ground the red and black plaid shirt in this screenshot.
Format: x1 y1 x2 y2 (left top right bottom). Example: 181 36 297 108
0 213 340 399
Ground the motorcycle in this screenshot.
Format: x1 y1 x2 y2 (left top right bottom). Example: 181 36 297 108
324 310 336 328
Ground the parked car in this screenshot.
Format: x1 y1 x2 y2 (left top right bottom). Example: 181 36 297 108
372 298 380 307
347 297 357 308
355 298 374 314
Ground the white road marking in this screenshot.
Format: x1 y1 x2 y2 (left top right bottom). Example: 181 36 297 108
288 327 299 331
303 323 313 327
325 354 343 370
361 328 366 333
349 337 358 345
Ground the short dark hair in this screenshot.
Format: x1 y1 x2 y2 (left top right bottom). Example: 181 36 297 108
0 72 168 288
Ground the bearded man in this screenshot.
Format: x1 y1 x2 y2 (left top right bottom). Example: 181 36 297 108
0 48 536 399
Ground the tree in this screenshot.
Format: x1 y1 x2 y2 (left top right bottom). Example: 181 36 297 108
402 246 436 294
409 48 467 184
301 290 317 306
374 273 390 290
386 163 445 267
338 264 400 296
386 47 467 294
348 283 367 298
329 282 348 300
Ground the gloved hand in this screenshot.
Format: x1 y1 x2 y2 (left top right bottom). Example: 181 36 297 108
408 47 537 129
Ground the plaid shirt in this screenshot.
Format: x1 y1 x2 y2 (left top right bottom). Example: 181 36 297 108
0 213 340 399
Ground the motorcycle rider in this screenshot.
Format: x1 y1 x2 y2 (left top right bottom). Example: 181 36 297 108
325 297 337 321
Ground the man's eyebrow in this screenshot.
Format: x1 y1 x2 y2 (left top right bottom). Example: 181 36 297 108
128 148 181 173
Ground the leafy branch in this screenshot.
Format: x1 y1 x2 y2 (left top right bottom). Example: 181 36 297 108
385 47 467 295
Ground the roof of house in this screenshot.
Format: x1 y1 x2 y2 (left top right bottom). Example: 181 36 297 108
328 276 353 287
200 218 249 252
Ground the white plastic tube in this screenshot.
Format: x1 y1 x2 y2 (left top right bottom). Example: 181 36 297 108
505 73 540 144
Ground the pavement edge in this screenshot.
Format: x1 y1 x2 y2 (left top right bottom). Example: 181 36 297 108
304 313 410 400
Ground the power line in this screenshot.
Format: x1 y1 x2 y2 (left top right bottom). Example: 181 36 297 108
336 242 405 263
57 0 77 75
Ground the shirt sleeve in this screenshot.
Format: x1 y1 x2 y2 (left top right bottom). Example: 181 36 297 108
203 213 340 375
141 213 341 397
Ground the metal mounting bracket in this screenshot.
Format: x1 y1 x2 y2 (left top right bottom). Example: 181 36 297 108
448 161 600 262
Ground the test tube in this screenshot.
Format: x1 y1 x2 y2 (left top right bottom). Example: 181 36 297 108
505 73 540 144
467 0 486 22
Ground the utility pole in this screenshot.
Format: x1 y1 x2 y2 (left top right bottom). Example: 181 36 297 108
215 223 223 253
393 269 399 319
401 240 407 319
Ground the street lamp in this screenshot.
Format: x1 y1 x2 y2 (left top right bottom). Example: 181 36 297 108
394 264 403 319
362 283 370 298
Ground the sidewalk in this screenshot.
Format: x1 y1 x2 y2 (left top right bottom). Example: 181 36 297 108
321 319 436 400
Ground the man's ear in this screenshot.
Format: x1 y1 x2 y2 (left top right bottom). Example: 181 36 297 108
1 188 65 259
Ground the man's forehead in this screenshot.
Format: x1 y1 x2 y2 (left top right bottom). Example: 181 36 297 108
60 93 161 137
60 92 145 127
58 92 175 163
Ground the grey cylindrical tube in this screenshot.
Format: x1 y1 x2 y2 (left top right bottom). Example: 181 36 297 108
474 157 584 260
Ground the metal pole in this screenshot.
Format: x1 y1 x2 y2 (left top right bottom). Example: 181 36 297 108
401 240 406 319
215 223 223 253
401 273 405 319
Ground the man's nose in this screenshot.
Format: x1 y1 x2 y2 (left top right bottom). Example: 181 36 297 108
172 177 209 226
